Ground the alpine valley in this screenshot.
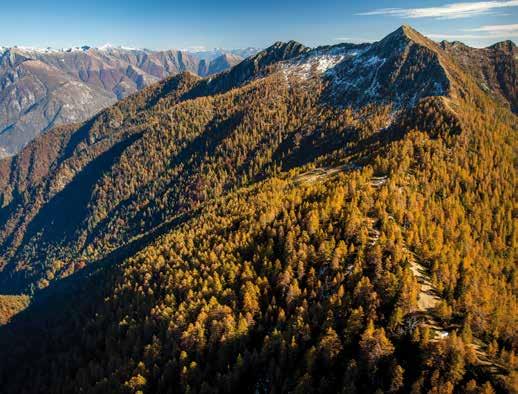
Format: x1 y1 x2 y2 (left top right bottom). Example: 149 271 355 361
0 45 258 157
0 25 516 394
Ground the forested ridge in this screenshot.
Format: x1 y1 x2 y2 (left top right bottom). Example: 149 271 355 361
0 26 516 393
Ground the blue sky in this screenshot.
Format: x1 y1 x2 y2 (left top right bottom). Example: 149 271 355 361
2 0 517 49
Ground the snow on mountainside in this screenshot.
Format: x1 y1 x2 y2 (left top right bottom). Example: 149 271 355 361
281 26 451 109
279 26 516 113
281 43 369 78
326 26 451 108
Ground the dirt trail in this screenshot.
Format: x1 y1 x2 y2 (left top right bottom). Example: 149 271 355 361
366 177 385 244
367 176 443 333
472 340 508 375
367 175 505 375
406 251 441 314
294 164 355 185
370 175 388 188
404 247 448 341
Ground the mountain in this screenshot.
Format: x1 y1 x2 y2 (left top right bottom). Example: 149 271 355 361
440 39 518 113
207 53 244 75
187 47 261 62
0 26 516 393
0 46 257 157
324 26 452 107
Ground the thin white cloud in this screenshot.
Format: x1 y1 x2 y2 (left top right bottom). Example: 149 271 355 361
358 1 518 19
426 23 518 39
427 33 495 39
464 23 518 31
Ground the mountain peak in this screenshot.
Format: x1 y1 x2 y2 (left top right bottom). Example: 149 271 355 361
205 53 244 75
399 24 417 36
380 25 436 50
250 40 309 67
488 40 517 54
385 25 416 40
317 24 451 108
267 40 307 54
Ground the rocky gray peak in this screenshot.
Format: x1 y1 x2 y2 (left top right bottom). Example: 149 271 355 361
260 40 310 62
439 40 470 51
194 41 310 95
321 25 451 108
373 25 441 56
197 59 208 76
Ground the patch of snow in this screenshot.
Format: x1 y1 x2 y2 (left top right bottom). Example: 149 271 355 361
98 43 138 51
7 44 143 54
316 55 343 72
64 46 91 53
98 43 114 51
13 46 58 54
361 55 384 66
281 45 368 80
7 45 92 55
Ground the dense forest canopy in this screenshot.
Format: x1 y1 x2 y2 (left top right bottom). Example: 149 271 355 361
0 26 516 393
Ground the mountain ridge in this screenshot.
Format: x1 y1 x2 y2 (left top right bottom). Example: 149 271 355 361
0 25 516 393
2 30 515 158
440 37 518 113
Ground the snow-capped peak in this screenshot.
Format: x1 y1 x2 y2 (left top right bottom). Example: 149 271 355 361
2 45 93 54
98 43 138 51
1 44 142 54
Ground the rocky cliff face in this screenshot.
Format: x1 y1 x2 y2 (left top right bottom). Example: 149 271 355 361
0 46 257 156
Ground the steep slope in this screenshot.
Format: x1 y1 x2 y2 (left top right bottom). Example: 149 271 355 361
0 26 516 393
440 39 518 113
207 53 244 75
0 53 115 157
192 40 310 95
278 25 489 114
0 46 253 157
0 25 491 296
329 26 452 107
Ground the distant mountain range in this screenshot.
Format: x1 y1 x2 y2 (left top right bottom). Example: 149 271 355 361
181 47 261 61
0 45 260 157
